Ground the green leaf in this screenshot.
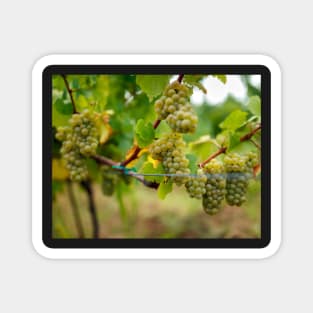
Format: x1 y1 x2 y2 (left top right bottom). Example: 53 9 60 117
140 162 164 183
212 75 227 84
219 110 248 132
54 98 73 115
247 95 261 117
135 119 155 148
136 75 170 101
186 154 198 174
184 75 207 93
228 133 241 151
157 180 173 200
154 120 171 138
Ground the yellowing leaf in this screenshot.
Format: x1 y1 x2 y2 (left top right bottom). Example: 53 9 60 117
52 158 69 180
99 123 113 144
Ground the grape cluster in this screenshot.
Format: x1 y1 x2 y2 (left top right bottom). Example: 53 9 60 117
202 159 226 215
55 109 99 182
154 81 198 133
100 165 117 196
245 151 259 175
224 153 249 206
149 133 190 186
185 170 207 199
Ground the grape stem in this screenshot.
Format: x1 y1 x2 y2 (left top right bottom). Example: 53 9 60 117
121 74 185 167
61 74 78 114
199 125 261 168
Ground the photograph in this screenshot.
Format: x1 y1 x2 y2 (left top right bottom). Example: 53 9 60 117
51 73 262 240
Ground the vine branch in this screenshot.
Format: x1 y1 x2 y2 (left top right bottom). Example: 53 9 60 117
67 181 85 238
199 125 261 168
81 180 99 239
91 155 159 189
121 74 185 167
61 74 78 114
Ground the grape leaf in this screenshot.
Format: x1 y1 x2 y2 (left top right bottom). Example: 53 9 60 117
154 120 171 138
157 180 173 200
212 74 227 84
228 133 241 151
186 154 198 174
54 98 73 115
247 95 261 117
136 75 170 101
140 162 164 183
135 119 155 148
184 75 207 93
219 110 248 132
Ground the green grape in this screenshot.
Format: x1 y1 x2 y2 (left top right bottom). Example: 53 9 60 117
244 151 259 175
224 153 249 206
100 165 117 196
149 133 190 186
55 109 99 182
185 169 207 199
202 159 226 215
154 81 198 133
69 109 99 157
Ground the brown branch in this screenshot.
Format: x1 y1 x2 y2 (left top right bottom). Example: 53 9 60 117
81 181 99 239
120 145 141 167
121 74 185 167
199 147 227 168
249 138 261 150
199 125 261 168
91 154 118 167
177 74 184 83
240 125 261 142
67 181 85 238
91 154 159 189
61 74 78 114
153 119 161 129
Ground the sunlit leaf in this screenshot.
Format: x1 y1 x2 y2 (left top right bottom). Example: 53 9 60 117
247 95 261 117
219 110 248 132
135 119 155 148
186 154 198 174
136 75 170 101
52 158 69 180
140 162 164 183
157 180 173 200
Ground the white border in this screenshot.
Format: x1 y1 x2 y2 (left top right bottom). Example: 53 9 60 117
32 54 281 259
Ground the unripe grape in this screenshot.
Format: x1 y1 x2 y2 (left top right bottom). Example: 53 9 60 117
185 170 207 199
55 109 99 182
224 153 250 206
202 159 226 215
154 81 197 133
149 133 190 186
